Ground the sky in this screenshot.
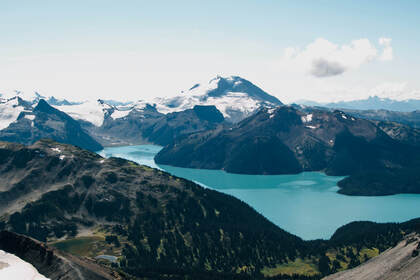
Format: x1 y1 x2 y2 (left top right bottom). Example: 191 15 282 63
1 0 420 103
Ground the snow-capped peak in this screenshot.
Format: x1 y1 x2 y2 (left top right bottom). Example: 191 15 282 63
182 75 279 101
155 75 282 122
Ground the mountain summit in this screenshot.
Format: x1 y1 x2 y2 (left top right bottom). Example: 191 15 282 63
156 75 283 122
189 75 282 104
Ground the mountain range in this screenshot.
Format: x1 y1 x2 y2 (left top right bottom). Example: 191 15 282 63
83 103 226 146
0 97 102 151
298 96 420 112
0 76 284 149
2 75 417 150
50 75 282 127
1 76 418 197
155 106 420 196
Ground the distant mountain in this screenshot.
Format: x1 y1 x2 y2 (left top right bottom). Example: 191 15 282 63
53 76 282 125
0 76 282 147
293 103 420 128
86 104 226 146
46 96 82 106
155 106 420 195
0 98 102 151
155 75 283 122
340 109 420 128
0 92 227 148
299 96 420 112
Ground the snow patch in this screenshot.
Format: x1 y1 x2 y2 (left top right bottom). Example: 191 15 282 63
267 108 276 114
0 250 49 280
301 114 313 123
59 155 66 160
110 100 148 120
51 147 61 153
111 109 131 119
305 125 316 129
341 114 347 119
0 97 26 130
24 115 35 121
54 100 108 126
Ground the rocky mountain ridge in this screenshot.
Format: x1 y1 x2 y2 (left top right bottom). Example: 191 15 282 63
155 106 420 195
0 98 102 151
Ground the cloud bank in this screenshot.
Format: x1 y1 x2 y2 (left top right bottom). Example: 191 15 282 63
284 38 393 78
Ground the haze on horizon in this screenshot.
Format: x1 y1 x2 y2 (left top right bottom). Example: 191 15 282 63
1 0 420 103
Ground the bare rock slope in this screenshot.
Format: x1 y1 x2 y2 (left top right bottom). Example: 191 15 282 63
324 233 420 280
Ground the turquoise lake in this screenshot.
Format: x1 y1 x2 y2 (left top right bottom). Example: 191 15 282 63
99 145 420 240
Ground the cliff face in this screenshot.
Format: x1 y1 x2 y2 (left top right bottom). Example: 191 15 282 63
323 233 420 280
0 231 122 280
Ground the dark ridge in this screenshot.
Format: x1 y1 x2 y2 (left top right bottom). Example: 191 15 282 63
155 106 420 195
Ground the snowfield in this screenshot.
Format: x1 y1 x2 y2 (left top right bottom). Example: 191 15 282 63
55 100 110 127
0 250 49 280
0 97 28 130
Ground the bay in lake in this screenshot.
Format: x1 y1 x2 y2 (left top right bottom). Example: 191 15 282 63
99 145 420 240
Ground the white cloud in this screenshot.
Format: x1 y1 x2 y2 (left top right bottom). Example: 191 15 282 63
283 38 393 78
378 37 393 61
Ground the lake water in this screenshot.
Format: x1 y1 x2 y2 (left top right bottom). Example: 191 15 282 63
99 145 420 240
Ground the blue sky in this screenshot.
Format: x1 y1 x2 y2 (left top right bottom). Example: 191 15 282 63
1 0 419 102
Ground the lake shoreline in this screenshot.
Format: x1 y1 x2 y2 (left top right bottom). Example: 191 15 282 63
98 145 420 240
